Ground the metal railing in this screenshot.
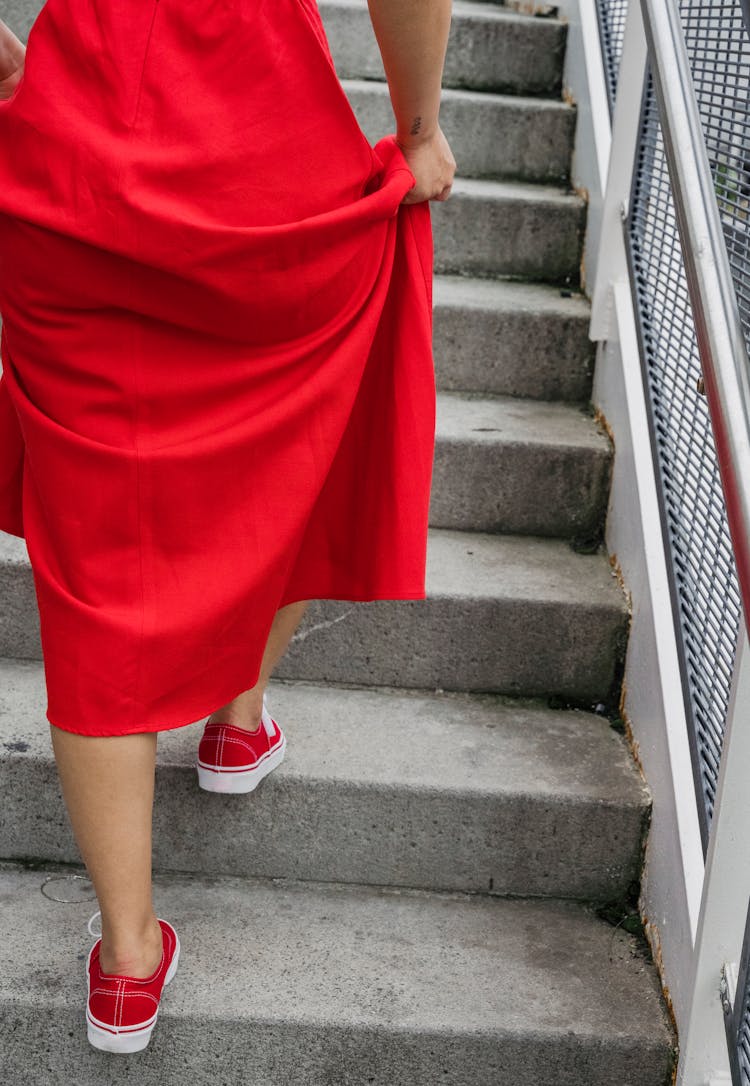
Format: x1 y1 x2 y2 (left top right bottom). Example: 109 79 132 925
626 23 744 851
592 0 750 1081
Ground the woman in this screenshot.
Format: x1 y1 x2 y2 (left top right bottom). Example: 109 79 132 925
0 0 455 1054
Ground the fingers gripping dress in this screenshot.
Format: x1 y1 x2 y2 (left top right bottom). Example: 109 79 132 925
0 0 435 736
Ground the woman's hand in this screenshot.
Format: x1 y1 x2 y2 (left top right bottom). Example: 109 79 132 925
396 125 456 204
0 19 26 101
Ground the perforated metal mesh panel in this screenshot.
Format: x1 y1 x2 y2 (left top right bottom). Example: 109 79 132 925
739 982 750 1084
728 897 750 1084
595 0 628 112
681 3 750 344
626 56 743 848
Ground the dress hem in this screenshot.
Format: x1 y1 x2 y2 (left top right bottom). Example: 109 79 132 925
43 586 428 737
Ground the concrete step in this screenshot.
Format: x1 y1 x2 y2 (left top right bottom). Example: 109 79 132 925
275 529 629 699
10 0 568 98
344 79 575 182
276 529 629 700
433 275 596 401
0 529 629 702
0 863 676 1085
432 177 585 283
0 660 649 900
432 392 612 536
321 0 567 96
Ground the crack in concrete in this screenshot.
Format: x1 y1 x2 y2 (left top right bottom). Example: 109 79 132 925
290 607 357 644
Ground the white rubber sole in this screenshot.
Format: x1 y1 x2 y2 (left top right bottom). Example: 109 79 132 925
86 928 180 1054
197 732 286 794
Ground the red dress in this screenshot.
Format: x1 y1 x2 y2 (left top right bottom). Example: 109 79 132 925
0 0 435 736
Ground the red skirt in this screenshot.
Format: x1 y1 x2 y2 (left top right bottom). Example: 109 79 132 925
0 0 435 736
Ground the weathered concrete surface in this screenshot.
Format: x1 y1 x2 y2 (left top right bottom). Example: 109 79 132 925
0 529 629 701
6 0 568 97
432 275 596 402
274 529 629 700
431 177 585 282
0 863 675 1086
432 392 612 536
0 533 39 659
0 660 648 899
2 0 43 36
344 79 576 182
320 0 567 95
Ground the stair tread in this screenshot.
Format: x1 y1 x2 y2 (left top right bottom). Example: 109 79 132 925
448 174 583 204
344 78 576 184
0 658 646 806
326 0 566 30
0 861 672 1047
424 527 626 606
433 272 591 317
342 76 574 114
0 526 628 608
431 276 595 403
436 391 610 453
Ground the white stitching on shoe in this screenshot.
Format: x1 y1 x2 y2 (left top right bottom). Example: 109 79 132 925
90 990 160 1005
87 1005 159 1032
198 733 285 772
90 988 160 1000
210 735 264 755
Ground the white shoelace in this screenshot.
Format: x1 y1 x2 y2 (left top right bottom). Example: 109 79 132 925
87 909 102 938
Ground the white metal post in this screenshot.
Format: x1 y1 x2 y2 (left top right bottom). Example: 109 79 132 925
589 0 648 343
679 617 750 1083
590 0 704 955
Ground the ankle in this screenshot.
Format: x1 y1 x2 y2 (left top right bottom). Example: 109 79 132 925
207 687 265 731
99 915 163 978
211 712 262 732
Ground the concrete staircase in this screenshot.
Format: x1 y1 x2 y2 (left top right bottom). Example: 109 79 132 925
0 1 677 1083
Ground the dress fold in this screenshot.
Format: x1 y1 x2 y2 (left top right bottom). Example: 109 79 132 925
0 0 435 735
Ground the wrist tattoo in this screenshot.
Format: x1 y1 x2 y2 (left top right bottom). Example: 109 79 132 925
409 116 422 136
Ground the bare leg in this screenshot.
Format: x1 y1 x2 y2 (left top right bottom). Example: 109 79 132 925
49 727 163 979
48 599 310 976
207 598 310 730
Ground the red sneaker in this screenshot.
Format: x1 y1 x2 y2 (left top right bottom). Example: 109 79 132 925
85 911 180 1054
197 694 286 794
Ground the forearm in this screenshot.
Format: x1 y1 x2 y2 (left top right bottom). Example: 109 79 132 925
0 20 25 81
366 0 452 145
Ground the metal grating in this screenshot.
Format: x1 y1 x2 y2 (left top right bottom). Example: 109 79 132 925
626 62 742 849
595 0 628 113
739 964 750 1084
727 894 750 1084
680 2 750 388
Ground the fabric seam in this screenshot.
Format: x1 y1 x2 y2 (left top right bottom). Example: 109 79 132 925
124 0 161 724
